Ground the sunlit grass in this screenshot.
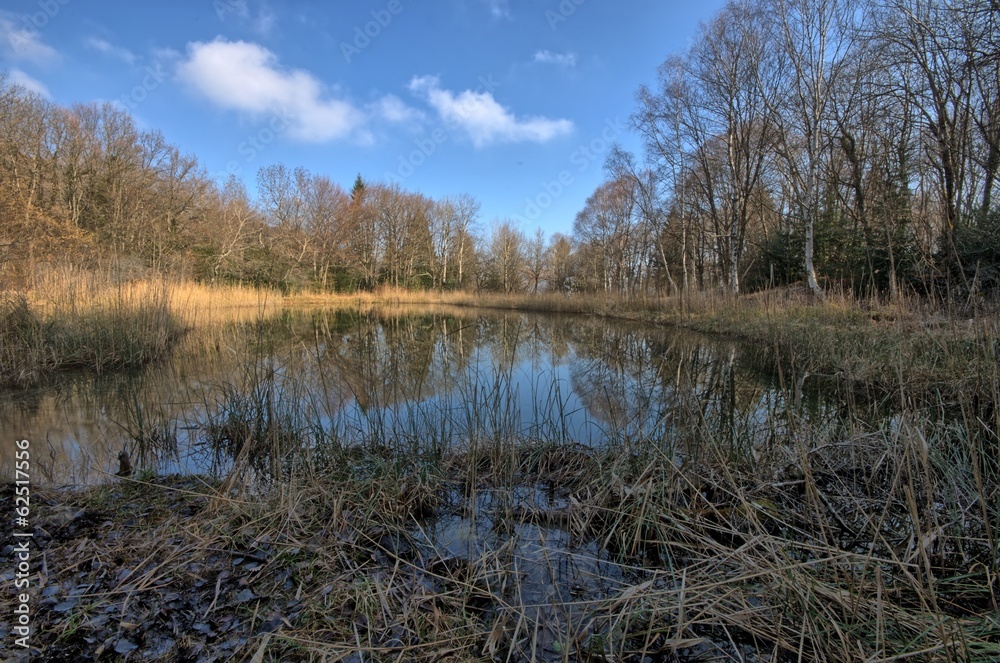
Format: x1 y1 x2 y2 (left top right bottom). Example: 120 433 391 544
289 286 653 318
0 268 284 388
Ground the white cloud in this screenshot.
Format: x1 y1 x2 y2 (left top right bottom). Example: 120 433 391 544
0 14 59 64
177 38 365 143
374 94 425 125
534 50 577 67
8 68 49 98
409 75 573 148
85 37 136 65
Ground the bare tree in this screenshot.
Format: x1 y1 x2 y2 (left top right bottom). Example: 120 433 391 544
876 0 979 281
547 233 575 293
524 228 548 294
429 197 457 289
573 177 648 294
635 57 693 294
212 176 259 282
451 194 481 290
764 0 859 297
486 220 526 294
301 174 349 289
689 1 777 294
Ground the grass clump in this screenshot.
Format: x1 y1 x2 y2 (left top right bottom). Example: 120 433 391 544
0 268 285 390
0 287 184 389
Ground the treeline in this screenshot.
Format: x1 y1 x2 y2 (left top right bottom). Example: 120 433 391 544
0 75 467 291
0 72 557 293
2 0 997 300
576 0 999 299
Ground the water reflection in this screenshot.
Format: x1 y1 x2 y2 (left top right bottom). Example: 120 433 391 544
0 306 835 485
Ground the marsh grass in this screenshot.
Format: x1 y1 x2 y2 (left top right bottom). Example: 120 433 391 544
657 287 1000 407
163 278 284 327
140 337 995 661
0 268 284 389
25 386 996 661
0 283 182 389
289 287 655 320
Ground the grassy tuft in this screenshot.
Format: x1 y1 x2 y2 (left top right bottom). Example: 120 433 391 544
0 268 285 389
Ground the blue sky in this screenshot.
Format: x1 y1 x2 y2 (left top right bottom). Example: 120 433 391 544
1 0 725 238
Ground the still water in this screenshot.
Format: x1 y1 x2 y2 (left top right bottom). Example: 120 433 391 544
0 306 833 486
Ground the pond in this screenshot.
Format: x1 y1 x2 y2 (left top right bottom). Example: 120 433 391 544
0 305 832 486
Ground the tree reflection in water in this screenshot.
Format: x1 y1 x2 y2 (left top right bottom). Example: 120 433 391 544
0 306 838 485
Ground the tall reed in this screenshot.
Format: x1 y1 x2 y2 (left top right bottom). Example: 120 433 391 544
0 267 285 388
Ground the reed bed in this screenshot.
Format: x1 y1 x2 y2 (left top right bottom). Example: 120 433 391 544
289 287 651 319
0 282 181 389
0 269 284 388
163 279 284 327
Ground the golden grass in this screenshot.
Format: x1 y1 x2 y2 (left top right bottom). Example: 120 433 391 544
164 280 284 326
289 286 662 320
27 267 285 327
0 268 286 388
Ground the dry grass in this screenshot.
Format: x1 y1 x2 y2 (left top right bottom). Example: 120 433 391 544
0 285 181 389
163 280 284 326
0 268 285 388
656 286 1000 404
289 287 654 319
27 267 285 326
12 413 999 661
